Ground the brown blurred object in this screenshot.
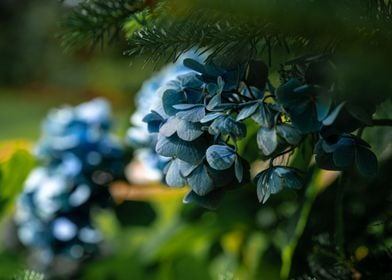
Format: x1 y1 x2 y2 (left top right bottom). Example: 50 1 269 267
110 181 188 203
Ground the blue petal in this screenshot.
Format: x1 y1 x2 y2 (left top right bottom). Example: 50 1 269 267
176 105 206 122
332 145 355 168
142 111 164 122
275 79 303 108
187 164 214 196
200 112 225 123
159 117 181 137
355 147 378 176
183 189 225 210
183 58 206 73
236 102 259 121
234 157 244 183
315 88 332 121
155 134 206 164
165 159 186 187
206 94 222 110
257 127 278 156
206 145 236 170
276 124 302 145
162 89 186 116
322 102 346 126
177 120 203 141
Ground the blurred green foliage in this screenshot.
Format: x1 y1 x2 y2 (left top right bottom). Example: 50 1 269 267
0 144 35 219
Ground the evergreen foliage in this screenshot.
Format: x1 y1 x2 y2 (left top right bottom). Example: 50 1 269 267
59 0 151 50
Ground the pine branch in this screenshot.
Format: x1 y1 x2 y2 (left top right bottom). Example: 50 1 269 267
59 0 152 51
125 0 392 64
125 10 293 65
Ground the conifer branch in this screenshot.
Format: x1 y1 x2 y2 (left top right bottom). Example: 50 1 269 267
59 0 152 51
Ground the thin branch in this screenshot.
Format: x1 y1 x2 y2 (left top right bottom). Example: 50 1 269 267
371 119 392 127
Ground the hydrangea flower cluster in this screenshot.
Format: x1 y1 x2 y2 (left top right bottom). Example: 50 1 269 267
15 98 127 265
127 52 202 182
142 56 378 209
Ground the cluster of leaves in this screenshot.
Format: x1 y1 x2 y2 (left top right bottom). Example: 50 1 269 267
15 99 128 267
142 54 380 209
294 233 392 280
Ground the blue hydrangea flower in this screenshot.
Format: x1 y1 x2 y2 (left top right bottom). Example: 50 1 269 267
15 98 127 265
276 78 332 133
254 166 303 203
142 58 260 208
127 52 203 182
315 133 378 176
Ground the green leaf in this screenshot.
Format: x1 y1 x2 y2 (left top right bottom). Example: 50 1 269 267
347 103 373 125
0 148 35 219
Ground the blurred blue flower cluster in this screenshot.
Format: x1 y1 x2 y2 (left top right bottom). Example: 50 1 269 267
15 98 127 266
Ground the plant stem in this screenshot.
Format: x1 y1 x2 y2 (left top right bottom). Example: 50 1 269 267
371 119 392 127
280 169 340 279
335 173 346 257
280 170 320 280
